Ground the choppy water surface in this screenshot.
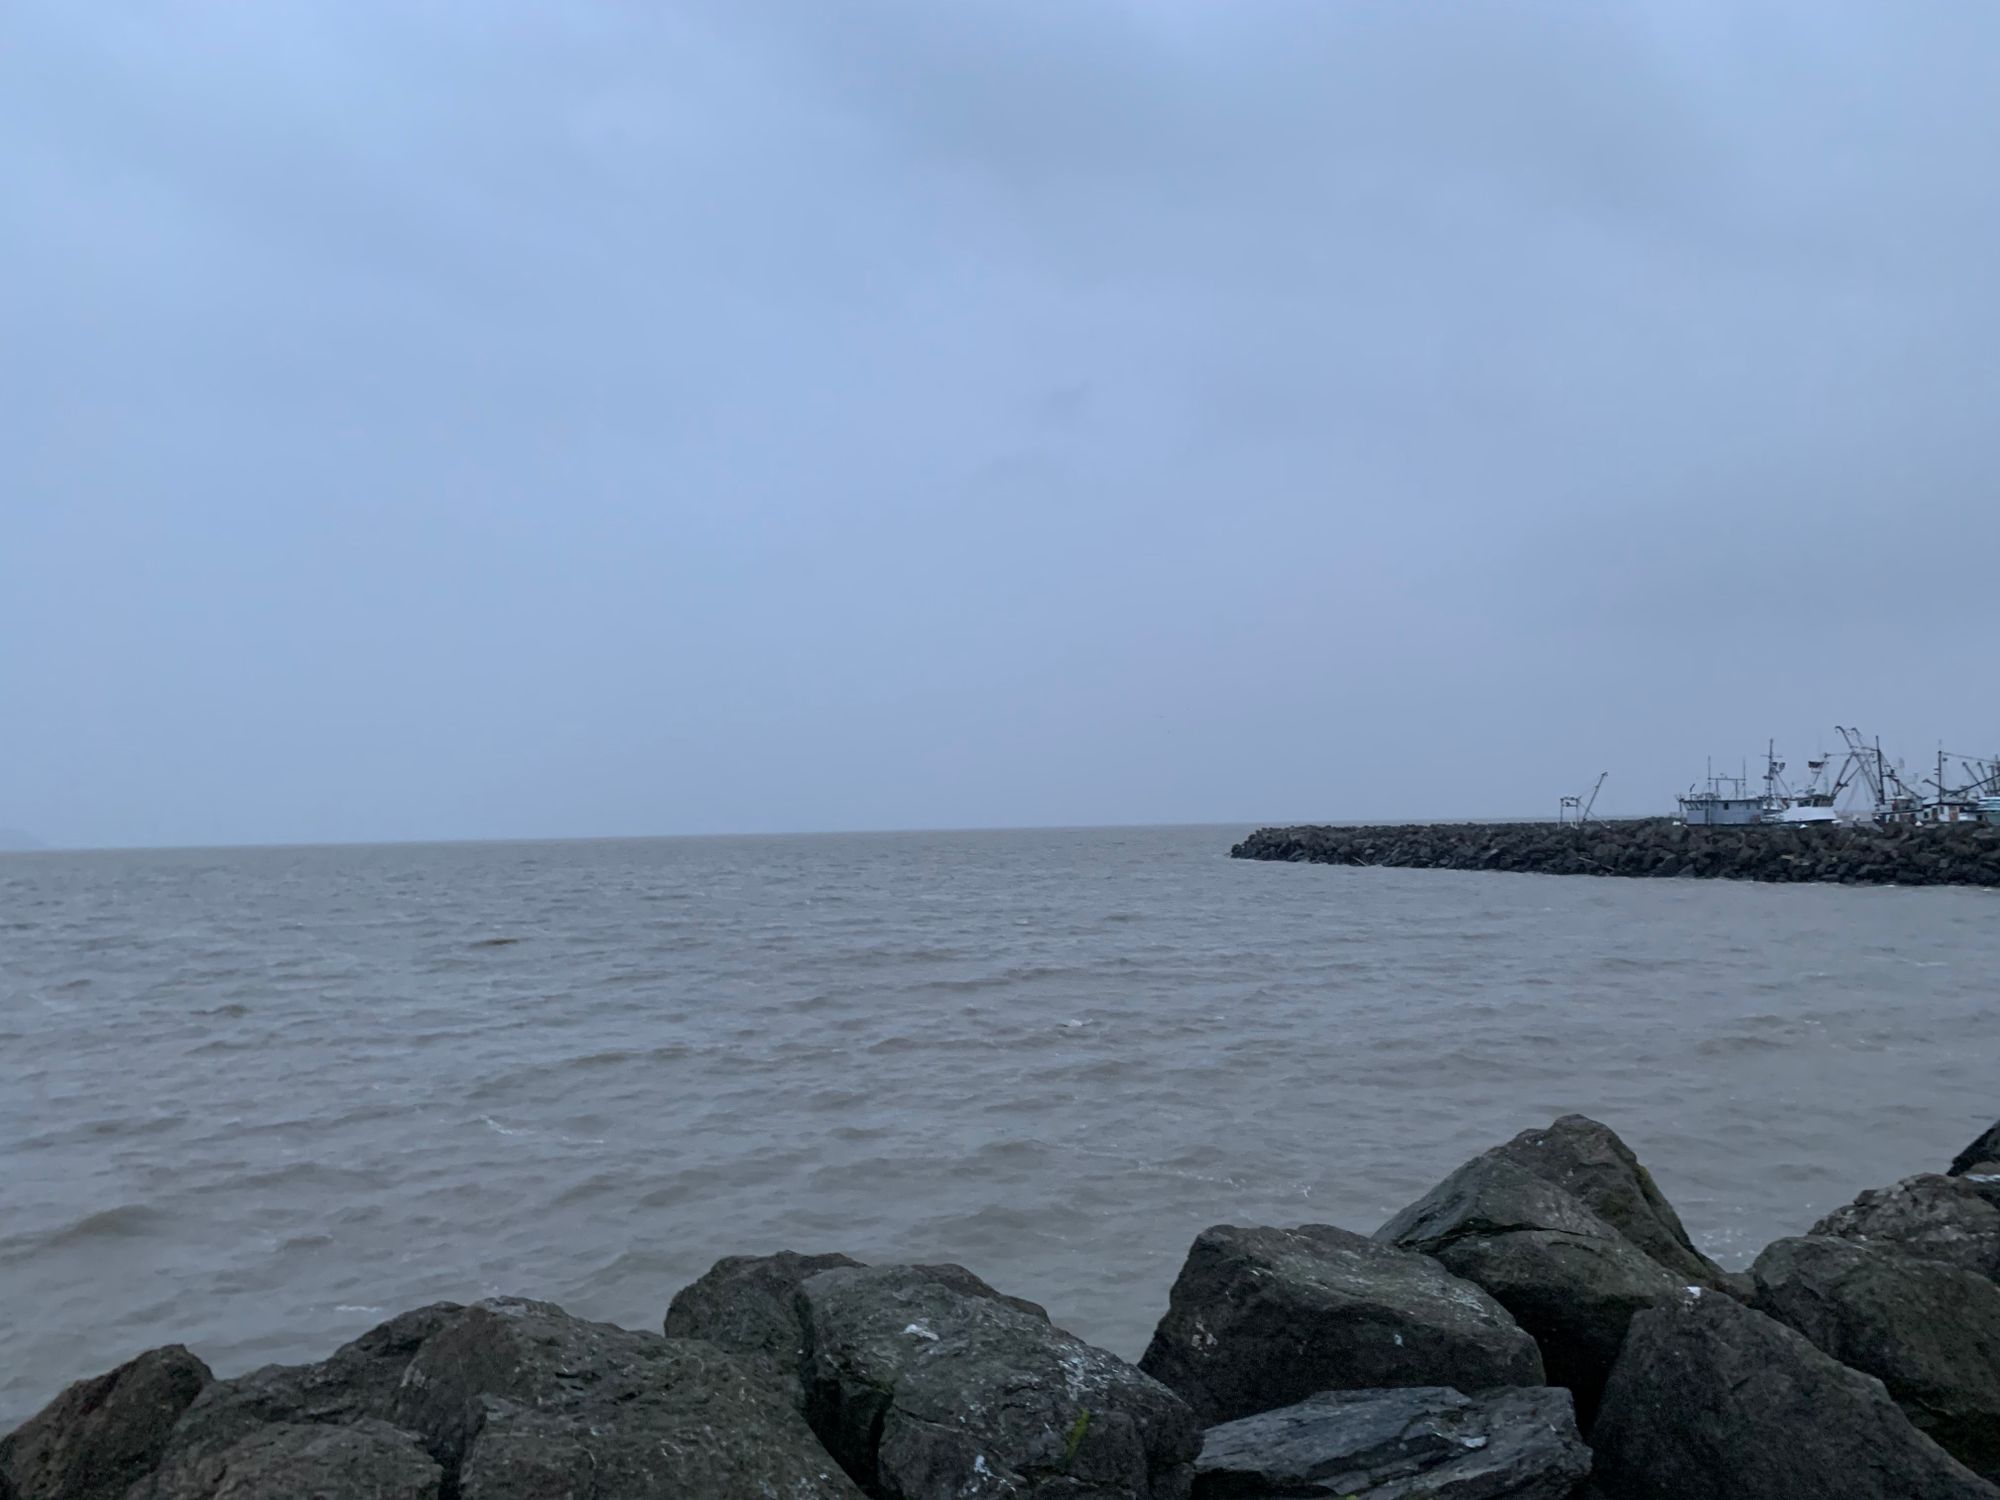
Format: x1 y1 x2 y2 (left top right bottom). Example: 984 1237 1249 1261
3 826 1996 1423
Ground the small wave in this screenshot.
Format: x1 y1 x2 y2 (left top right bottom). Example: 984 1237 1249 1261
551 1173 630 1208
1068 1058 1138 1082
921 964 1081 994
470 936 523 948
6 1203 167 1256
1694 1034 1791 1057
561 1045 691 1070
224 1162 377 1192
193 1002 251 1018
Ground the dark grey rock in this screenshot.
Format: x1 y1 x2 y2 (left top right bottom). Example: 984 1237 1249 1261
0 1346 211 1500
1489 1115 1730 1290
1591 1289 2000 1500
137 1303 463 1495
799 1263 1197 1500
1376 1156 1681 1427
1951 1123 2000 1178
148 1420 440 1500
1138 1224 1543 1426
391 1297 860 1500
1192 1385 1589 1500
666 1253 1050 1412
905 1262 1053 1323
1812 1173 2000 1281
666 1251 865 1401
1752 1235 2000 1477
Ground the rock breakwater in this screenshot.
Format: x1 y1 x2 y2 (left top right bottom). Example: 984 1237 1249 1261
11 1114 2000 1499
1232 817 2000 885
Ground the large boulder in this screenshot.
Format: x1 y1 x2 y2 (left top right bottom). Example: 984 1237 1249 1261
1376 1156 1680 1427
1488 1115 1733 1290
148 1420 441 1500
1812 1174 2000 1281
1191 1385 1589 1499
664 1252 1048 1409
0 1346 212 1500
1137 1224 1543 1426
1752 1235 2000 1477
797 1263 1197 1500
1591 1289 2000 1500
1952 1122 2000 1178
390 1298 861 1500
666 1251 864 1402
135 1303 463 1498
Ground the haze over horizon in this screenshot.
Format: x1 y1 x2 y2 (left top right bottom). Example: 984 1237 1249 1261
7 3 1998 851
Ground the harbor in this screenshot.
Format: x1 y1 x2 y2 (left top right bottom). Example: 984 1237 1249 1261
1678 729 2000 829
1235 726 2000 885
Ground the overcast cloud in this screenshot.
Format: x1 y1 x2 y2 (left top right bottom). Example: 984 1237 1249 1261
5 3 1997 847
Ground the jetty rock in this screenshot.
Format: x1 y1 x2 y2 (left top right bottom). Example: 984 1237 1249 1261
1486 1114 1738 1293
1137 1224 1543 1426
796 1263 1193 1500
1951 1119 2000 1177
1375 1119 1699 1428
91 1300 854 1500
1752 1235 2000 1478
134 1303 463 1496
389 1298 859 1500
670 1253 1195 1500
1231 817 2000 886
151 1422 441 1500
30 1107 2000 1499
1591 1290 2000 1500
0 1346 211 1500
1810 1173 2000 1282
664 1250 867 1404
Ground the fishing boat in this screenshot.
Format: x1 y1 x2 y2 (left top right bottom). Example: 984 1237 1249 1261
1678 730 1999 827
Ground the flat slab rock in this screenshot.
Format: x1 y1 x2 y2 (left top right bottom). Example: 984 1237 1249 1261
1193 1386 1589 1500
1139 1224 1543 1426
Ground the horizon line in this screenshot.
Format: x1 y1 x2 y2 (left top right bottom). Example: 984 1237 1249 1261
0 811 1567 857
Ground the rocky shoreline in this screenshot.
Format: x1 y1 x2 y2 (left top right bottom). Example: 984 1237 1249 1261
10 1116 2000 1499
1232 817 2000 885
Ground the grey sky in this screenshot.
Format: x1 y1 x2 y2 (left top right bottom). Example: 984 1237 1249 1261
5 3 1997 848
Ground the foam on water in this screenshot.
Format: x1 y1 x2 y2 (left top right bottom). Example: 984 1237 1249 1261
1 825 1996 1424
